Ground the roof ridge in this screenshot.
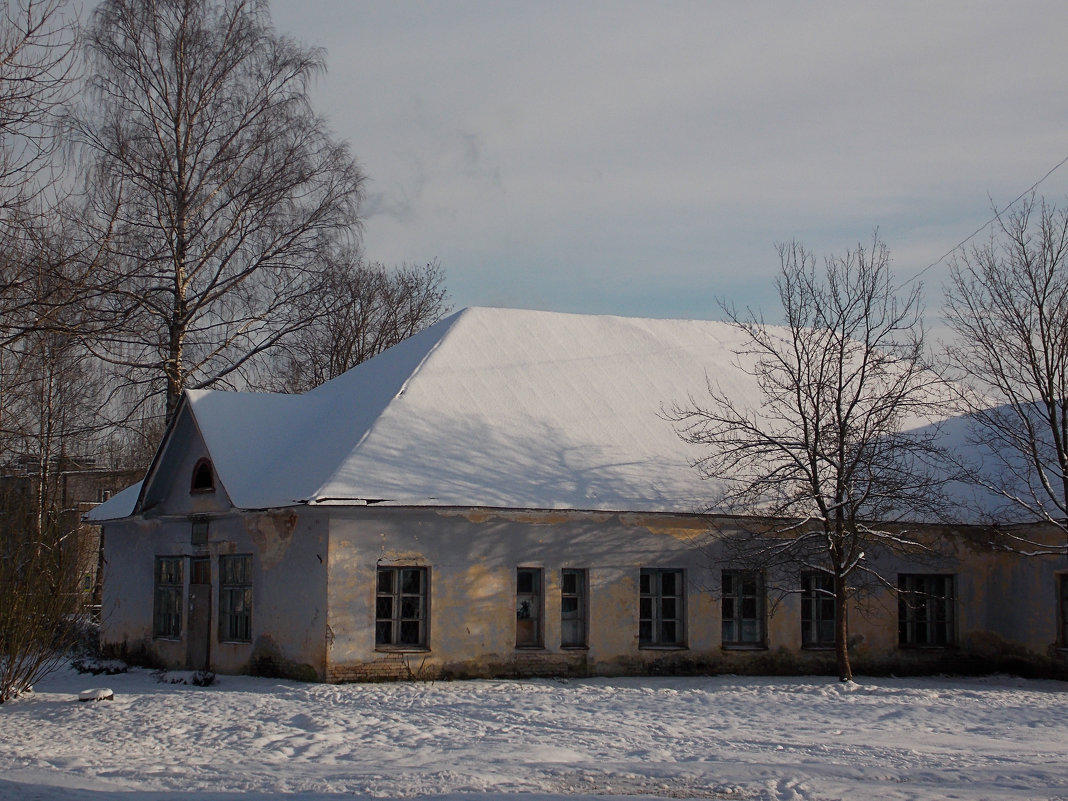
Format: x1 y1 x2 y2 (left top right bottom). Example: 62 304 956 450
306 309 471 503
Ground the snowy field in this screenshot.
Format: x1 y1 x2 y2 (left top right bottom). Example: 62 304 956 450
2 666 1067 801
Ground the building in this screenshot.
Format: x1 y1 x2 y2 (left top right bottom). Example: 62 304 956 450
88 307 1068 680
1 457 141 616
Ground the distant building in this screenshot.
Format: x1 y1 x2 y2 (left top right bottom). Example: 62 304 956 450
89 308 1067 680
2 457 141 615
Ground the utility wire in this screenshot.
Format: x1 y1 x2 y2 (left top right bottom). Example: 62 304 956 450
897 150 1068 289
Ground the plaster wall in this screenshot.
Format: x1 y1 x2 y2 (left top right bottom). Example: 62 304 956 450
323 508 1067 681
104 496 1067 681
100 507 329 679
139 410 235 517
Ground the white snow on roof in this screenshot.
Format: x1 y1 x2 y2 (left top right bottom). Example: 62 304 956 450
184 307 768 512
84 481 143 523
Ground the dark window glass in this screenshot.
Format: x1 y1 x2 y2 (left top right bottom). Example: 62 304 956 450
639 569 685 646
801 572 836 648
898 574 955 647
191 459 215 492
722 570 765 646
153 557 183 638
219 555 252 642
516 567 543 647
561 568 588 647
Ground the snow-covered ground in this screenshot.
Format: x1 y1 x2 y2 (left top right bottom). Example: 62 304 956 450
2 666 1066 801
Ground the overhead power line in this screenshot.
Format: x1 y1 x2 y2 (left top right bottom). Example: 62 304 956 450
898 150 1068 288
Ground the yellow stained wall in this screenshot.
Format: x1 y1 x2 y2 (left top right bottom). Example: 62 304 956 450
106 496 1068 682
323 508 1068 682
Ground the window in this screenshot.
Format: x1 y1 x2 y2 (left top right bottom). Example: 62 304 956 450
516 567 543 647
153 557 183 638
191 516 209 546
898 574 955 647
191 458 215 493
219 555 252 642
1060 575 1068 648
801 572 835 648
561 568 588 648
376 567 428 648
639 568 685 646
722 570 765 646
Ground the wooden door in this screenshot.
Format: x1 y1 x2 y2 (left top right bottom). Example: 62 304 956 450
187 557 211 671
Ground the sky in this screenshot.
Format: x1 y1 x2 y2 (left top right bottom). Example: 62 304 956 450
269 1 1068 323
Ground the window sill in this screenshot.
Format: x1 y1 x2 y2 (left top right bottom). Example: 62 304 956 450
515 645 546 651
638 644 688 651
375 646 430 653
218 639 251 646
897 644 956 650
561 645 589 651
722 643 768 651
801 644 836 651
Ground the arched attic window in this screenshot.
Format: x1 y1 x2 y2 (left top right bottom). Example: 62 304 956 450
191 457 216 493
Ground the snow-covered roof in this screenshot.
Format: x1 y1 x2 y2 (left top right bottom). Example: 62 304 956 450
85 480 143 523
89 306 995 521
181 307 774 512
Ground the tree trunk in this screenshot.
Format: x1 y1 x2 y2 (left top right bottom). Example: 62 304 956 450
834 572 852 681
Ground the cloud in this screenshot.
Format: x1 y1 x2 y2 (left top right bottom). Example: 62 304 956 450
274 1 1068 318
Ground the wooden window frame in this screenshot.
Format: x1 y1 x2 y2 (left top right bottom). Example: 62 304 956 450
1059 574 1068 649
898 574 956 648
801 571 836 649
375 566 429 650
561 568 588 649
722 570 766 648
153 556 183 639
639 568 686 648
516 567 544 648
219 554 253 643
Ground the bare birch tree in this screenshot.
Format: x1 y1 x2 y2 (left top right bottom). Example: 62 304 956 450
669 237 948 680
944 196 1068 554
0 220 106 703
0 0 85 339
75 0 363 422
0 0 76 212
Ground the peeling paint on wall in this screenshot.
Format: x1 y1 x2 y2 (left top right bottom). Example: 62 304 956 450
246 511 297 569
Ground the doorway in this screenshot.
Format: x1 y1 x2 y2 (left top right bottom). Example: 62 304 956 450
187 557 211 671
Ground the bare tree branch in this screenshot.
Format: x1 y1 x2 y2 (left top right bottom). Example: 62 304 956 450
667 234 951 680
73 0 364 422
944 196 1068 552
